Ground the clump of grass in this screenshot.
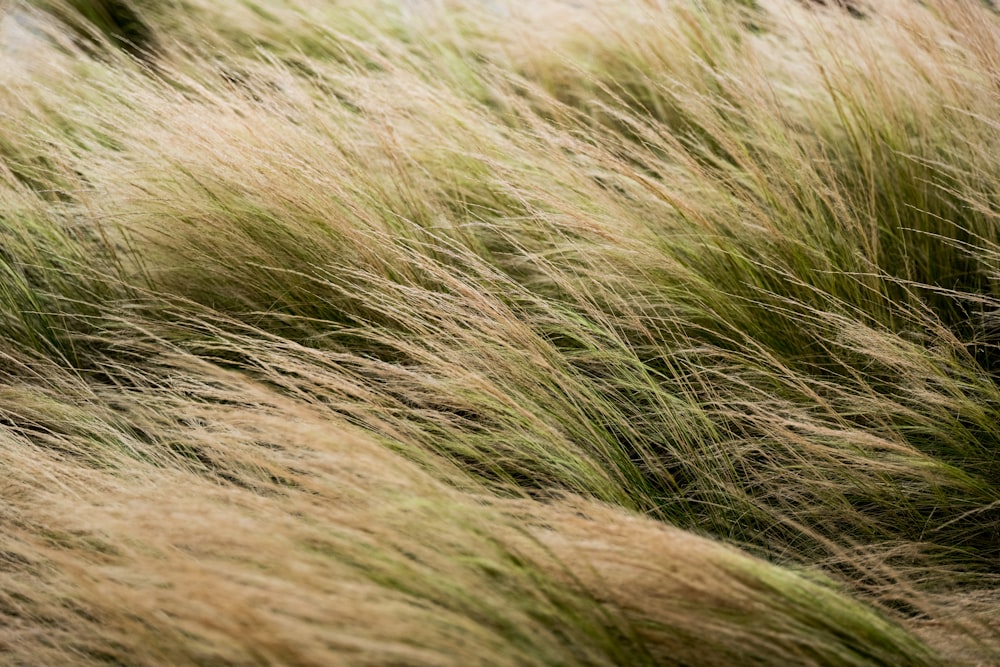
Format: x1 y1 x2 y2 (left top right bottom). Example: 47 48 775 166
0 349 938 666
2 0 999 663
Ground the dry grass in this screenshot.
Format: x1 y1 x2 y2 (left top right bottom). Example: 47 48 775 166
0 0 998 664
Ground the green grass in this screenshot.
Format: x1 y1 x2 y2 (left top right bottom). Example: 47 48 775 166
0 0 998 663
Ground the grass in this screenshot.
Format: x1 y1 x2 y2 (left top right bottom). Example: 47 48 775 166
0 0 998 663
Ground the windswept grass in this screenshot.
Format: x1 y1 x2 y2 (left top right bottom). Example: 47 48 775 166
0 0 998 663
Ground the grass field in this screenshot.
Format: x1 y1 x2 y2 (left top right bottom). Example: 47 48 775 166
0 0 998 664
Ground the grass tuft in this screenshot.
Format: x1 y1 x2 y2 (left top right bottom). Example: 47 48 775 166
2 0 999 663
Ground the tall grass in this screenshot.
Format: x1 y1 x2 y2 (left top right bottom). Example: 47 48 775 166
0 0 998 663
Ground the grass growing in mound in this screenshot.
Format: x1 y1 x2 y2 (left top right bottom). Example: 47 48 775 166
0 0 998 663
